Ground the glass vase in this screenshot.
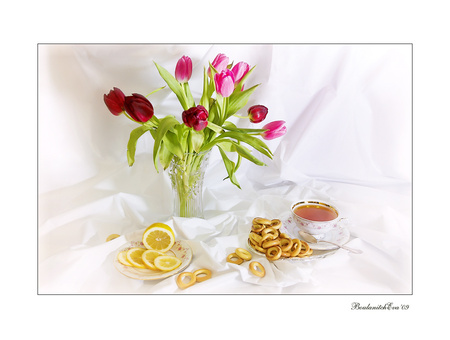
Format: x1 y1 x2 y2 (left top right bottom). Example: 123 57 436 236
168 151 210 218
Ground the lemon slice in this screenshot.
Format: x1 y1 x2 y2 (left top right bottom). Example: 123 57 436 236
106 234 120 242
126 247 147 269
142 250 166 270
117 250 133 266
142 223 175 252
153 255 182 271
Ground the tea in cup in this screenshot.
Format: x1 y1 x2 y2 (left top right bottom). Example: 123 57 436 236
291 200 340 239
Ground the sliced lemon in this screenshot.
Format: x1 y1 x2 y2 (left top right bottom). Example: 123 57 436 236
142 223 175 252
153 255 182 271
126 247 147 269
142 249 166 270
117 250 133 266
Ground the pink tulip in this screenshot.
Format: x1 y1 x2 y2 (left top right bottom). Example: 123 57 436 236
208 53 229 76
182 105 209 131
214 69 235 98
104 87 125 115
175 55 192 83
124 93 154 122
231 62 250 84
261 120 287 140
248 105 268 123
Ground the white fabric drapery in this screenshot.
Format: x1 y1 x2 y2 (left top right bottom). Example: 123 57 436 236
38 44 411 294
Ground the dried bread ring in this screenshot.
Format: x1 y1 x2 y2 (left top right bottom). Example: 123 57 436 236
252 224 265 233
176 272 197 290
227 253 244 265
279 232 290 239
235 248 252 261
193 269 212 282
262 239 280 249
270 219 282 229
262 227 279 238
280 238 293 252
253 217 272 225
289 239 302 257
266 246 282 261
249 261 266 277
281 251 291 258
261 232 277 243
249 238 266 253
249 232 263 245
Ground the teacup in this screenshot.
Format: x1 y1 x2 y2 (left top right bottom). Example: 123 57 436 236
291 200 341 239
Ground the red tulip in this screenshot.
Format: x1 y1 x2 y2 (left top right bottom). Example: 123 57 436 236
182 105 209 131
261 120 287 140
104 87 125 115
175 55 192 83
124 93 154 122
248 105 268 123
214 69 235 98
231 62 250 84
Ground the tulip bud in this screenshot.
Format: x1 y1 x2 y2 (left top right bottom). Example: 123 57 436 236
214 69 235 98
261 120 287 140
124 93 154 123
104 87 125 115
247 105 268 123
182 105 209 131
175 55 192 83
208 53 229 76
231 62 250 85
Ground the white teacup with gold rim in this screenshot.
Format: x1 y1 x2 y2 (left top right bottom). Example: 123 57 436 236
291 200 341 240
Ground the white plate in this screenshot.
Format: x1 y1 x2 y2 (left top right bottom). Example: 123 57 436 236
113 240 192 280
283 215 350 250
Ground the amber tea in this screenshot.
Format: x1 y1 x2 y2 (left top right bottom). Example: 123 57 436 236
294 204 338 222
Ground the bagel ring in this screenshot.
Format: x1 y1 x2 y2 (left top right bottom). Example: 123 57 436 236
249 232 263 245
262 238 280 249
253 217 272 225
266 246 282 261
249 261 266 277
261 227 279 238
249 238 266 253
176 272 197 290
289 239 302 257
270 219 282 229
261 232 276 243
279 232 290 239
227 253 244 265
280 237 293 252
193 269 212 282
235 248 252 261
251 224 265 233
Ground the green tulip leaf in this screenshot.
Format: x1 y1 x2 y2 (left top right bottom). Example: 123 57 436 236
218 145 241 189
232 141 266 166
152 116 181 171
127 125 153 167
158 141 174 170
226 84 260 119
163 130 184 159
154 62 188 110
222 121 267 134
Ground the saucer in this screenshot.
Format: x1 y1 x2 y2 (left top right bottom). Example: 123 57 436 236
282 215 350 251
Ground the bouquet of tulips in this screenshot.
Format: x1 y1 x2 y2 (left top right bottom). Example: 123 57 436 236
103 53 286 190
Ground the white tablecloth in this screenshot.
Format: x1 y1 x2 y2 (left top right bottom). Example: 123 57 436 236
38 44 411 294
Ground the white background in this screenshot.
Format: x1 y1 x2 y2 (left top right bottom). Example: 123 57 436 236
2 1 449 339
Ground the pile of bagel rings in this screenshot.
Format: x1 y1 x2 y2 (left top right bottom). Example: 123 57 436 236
248 217 313 260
